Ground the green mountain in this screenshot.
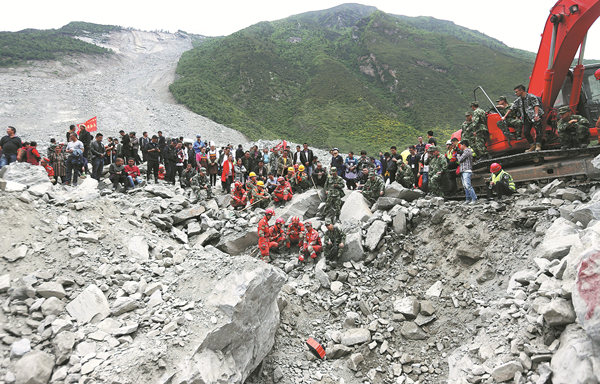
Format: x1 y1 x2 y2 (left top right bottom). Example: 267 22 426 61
170 3 534 152
0 22 118 67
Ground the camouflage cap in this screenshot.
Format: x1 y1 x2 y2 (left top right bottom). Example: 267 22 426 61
330 167 337 172
324 218 333 225
470 101 479 107
558 106 571 114
465 111 473 116
429 146 440 152
496 96 507 102
199 167 206 172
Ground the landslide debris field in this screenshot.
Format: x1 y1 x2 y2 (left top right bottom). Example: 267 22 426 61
0 29 248 146
1 162 599 384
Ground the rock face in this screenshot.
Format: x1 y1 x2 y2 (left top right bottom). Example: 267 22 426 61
341 228 364 262
276 189 321 220
572 249 600 342
217 231 259 256
168 259 286 384
537 218 580 260
339 191 372 223
551 324 600 383
0 162 51 187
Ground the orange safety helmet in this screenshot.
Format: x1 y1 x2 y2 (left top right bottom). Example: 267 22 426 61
490 163 502 173
291 216 300 224
595 68 600 81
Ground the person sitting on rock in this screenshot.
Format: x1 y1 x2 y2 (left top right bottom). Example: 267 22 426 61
266 173 278 194
269 218 287 254
273 176 293 205
246 171 258 192
249 181 270 209
361 171 385 206
109 157 128 191
191 167 213 200
258 209 277 262
286 216 305 249
40 157 55 184
124 158 143 188
299 221 322 262
230 181 248 209
180 163 197 188
311 162 328 188
285 166 295 183
323 218 346 266
356 167 370 190
292 164 310 192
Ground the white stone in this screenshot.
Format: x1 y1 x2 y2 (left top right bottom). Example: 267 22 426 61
10 339 31 358
393 297 420 319
340 328 371 346
425 281 443 298
491 361 522 382
0 273 10 293
14 350 54 384
36 282 66 299
339 191 372 223
66 284 110 324
128 236 149 261
364 220 386 251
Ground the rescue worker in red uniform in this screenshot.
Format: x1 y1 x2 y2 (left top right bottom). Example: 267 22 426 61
230 181 248 209
273 176 293 204
299 222 322 262
258 208 277 260
269 218 286 253
286 216 305 249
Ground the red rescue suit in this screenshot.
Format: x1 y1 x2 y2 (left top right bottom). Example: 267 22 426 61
273 181 293 202
299 228 322 261
269 224 286 249
231 186 248 208
258 216 277 257
286 222 305 248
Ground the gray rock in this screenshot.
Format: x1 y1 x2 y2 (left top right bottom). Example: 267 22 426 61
340 328 371 346
187 221 202 237
339 191 372 223
217 231 258 256
392 211 407 235
393 296 420 319
128 236 149 261
14 350 55 384
171 227 188 243
53 331 75 365
385 182 424 201
372 197 403 211
36 282 66 299
327 344 352 359
491 361 522 382
145 185 175 198
541 298 576 326
214 194 231 208
364 220 386 251
193 228 220 248
541 179 564 197
557 187 587 202
10 339 31 358
456 245 483 264
0 273 10 293
0 162 52 187
425 281 443 298
173 206 206 224
314 267 330 289
431 209 449 224
400 322 427 340
347 352 365 371
551 324 600 383
572 250 600 342
66 284 110 324
341 229 364 262
420 300 436 316
275 189 321 220
41 297 65 317
111 297 139 316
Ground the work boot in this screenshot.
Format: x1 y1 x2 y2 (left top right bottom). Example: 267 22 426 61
525 144 536 152
535 143 542 151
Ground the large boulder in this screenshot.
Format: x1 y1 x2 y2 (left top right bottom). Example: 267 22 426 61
65 284 110 324
571 201 600 228
13 350 55 384
173 205 206 225
0 162 51 187
364 220 387 251
372 197 403 211
537 218 580 260
551 324 600 383
572 249 600 342
276 189 322 220
217 231 259 256
384 182 424 202
392 211 408 235
341 228 364 262
339 191 372 223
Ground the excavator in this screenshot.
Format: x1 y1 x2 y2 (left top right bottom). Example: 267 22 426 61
462 0 600 188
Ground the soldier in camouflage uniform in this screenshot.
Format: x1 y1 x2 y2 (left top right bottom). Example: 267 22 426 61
323 218 346 266
249 181 271 209
495 96 522 140
191 167 213 199
427 146 448 197
323 167 345 221
362 171 385 205
557 106 590 149
470 102 489 158
397 161 415 189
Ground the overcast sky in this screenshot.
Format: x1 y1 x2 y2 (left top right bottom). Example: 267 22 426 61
3 0 600 59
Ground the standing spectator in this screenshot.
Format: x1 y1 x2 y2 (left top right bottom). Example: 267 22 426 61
49 145 67 184
66 125 77 142
146 135 161 183
17 142 28 162
140 131 150 162
357 151 372 170
234 158 247 184
65 134 85 186
164 140 177 184
25 141 41 165
457 140 477 203
415 136 426 155
330 148 344 177
119 130 131 160
157 131 166 163
47 138 57 157
186 143 196 169
277 149 292 176
419 144 432 191
407 146 420 185
124 158 143 188
344 152 358 190
78 125 92 164
195 146 208 170
293 145 302 164
175 142 186 183
300 143 314 177
0 126 22 168
262 148 270 171
109 157 127 191
387 146 400 183
207 144 219 186
372 156 382 176
221 153 235 193
503 84 544 152
235 144 244 160
130 132 141 164
193 135 204 154
90 133 105 180
104 137 115 165
427 130 437 146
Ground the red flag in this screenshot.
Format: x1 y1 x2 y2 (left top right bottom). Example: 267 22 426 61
77 117 97 134
273 140 288 152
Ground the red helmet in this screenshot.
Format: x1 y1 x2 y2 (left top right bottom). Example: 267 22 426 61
490 163 502 173
277 176 285 182
265 208 275 216
276 218 284 224
291 216 300 224
595 68 600 81
234 181 242 189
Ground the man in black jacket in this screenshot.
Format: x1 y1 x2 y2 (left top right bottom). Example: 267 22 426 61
164 140 177 184
300 143 314 177
157 131 166 163
109 157 127 191
0 126 23 168
146 135 161 183
140 132 150 163
120 130 131 160
90 133 105 180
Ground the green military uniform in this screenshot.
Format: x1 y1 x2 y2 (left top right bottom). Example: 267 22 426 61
324 221 346 264
496 98 522 139
323 168 345 221
362 172 385 205
191 170 212 199
292 173 310 193
397 162 414 189
557 106 590 149
471 105 489 158
428 149 448 197
180 168 197 188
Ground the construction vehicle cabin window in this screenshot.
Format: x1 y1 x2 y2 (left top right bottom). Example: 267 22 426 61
584 70 600 103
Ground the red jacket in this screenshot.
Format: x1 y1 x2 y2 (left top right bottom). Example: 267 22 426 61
124 165 140 177
221 159 234 183
304 228 321 246
26 147 41 165
258 217 271 239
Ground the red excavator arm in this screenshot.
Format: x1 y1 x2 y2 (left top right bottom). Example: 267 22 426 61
528 0 600 114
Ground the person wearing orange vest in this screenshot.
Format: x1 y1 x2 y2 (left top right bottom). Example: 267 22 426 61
299 222 322 262
286 216 305 249
269 218 286 253
273 176 293 204
258 209 277 260
230 181 248 209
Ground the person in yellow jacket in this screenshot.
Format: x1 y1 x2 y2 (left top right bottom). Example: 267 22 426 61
486 163 516 199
